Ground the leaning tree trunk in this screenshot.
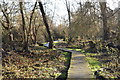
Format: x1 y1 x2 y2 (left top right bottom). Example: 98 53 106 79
19 2 28 52
38 1 53 49
99 2 109 40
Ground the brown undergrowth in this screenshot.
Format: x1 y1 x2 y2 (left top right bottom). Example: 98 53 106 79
2 46 69 79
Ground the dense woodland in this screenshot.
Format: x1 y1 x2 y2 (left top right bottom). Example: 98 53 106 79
0 0 120 79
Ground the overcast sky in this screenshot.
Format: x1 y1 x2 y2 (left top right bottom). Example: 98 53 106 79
0 0 119 26
41 0 119 26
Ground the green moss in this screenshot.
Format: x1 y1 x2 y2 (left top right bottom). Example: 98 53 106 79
65 48 85 53
59 52 71 79
52 48 57 50
58 73 67 78
67 48 73 50
62 52 71 60
86 53 100 56
71 45 78 47
75 49 81 51
64 48 101 73
42 42 47 44
62 52 69 55
86 57 101 71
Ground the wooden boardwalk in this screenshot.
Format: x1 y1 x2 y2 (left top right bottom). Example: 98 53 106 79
58 48 93 79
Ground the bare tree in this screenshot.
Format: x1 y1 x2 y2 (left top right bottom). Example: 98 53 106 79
19 2 28 51
28 2 37 44
31 16 41 44
65 0 71 26
65 0 72 42
118 2 120 45
38 1 53 49
0 2 15 50
116 1 120 69
99 2 109 40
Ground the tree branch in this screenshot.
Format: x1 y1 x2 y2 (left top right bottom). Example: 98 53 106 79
107 8 120 18
0 20 9 30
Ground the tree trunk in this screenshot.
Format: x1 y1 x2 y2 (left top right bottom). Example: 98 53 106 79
118 2 120 45
65 0 72 43
117 2 120 68
9 29 15 50
32 27 37 44
0 5 15 50
38 1 53 49
29 2 37 45
19 2 28 52
99 2 109 40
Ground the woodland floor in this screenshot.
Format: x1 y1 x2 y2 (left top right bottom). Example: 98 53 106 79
2 45 71 79
1 41 120 79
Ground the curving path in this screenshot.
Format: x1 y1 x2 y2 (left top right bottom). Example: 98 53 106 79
58 48 94 79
